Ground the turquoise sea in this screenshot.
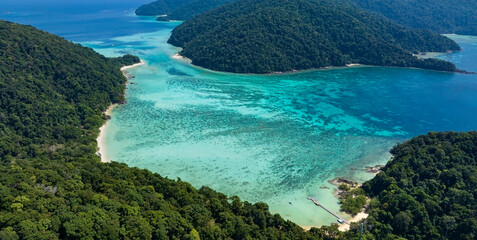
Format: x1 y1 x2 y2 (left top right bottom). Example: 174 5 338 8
2 1 477 227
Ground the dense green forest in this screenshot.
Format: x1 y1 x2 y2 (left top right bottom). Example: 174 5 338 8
156 0 236 21
360 131 477 239
1 19 476 240
351 0 477 35
135 0 191 16
168 0 460 74
136 0 235 20
336 131 477 239
0 20 139 161
0 20 329 240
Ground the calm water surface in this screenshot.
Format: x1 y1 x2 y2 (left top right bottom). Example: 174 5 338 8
2 1 477 226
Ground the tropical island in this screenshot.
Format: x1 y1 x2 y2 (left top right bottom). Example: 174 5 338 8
351 0 477 36
135 0 235 21
1 18 477 239
168 0 461 74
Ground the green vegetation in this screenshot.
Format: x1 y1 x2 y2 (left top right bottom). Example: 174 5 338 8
168 0 460 74
136 0 235 20
337 184 367 216
135 0 191 16
157 0 236 21
0 20 139 161
1 19 476 240
0 20 328 240
346 131 477 239
351 0 477 35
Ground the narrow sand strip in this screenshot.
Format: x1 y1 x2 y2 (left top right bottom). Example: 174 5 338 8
96 105 116 163
121 59 145 71
172 53 182 59
172 53 192 63
96 60 145 163
300 211 369 231
338 212 369 231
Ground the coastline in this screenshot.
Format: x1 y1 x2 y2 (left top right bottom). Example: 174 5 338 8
96 104 116 163
171 53 360 75
170 52 365 75
170 49 463 75
172 53 192 63
96 59 145 163
300 209 369 232
121 59 145 71
338 212 369 231
301 174 378 231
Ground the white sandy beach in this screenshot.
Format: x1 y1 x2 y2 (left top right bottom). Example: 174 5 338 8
96 60 145 163
121 59 145 71
338 212 369 231
172 53 182 59
96 105 116 163
172 53 192 63
301 184 369 232
301 211 368 231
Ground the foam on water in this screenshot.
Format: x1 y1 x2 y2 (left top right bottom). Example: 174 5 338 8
85 21 477 226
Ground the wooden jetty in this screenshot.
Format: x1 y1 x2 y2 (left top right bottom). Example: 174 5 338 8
307 196 350 225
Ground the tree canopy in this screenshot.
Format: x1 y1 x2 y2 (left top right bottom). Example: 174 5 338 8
345 131 477 239
351 0 477 35
0 20 139 161
168 0 460 74
135 0 192 16
136 0 236 20
157 0 236 21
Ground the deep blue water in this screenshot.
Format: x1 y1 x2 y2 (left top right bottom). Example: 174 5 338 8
1 0 157 41
2 1 477 226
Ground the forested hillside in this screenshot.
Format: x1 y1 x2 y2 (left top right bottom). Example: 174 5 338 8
156 0 236 21
0 20 326 239
136 0 235 20
135 0 191 16
343 132 477 239
168 0 460 74
351 0 477 35
0 20 139 160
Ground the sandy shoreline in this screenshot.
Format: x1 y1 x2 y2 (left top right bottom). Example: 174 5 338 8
338 212 369 231
172 53 192 63
171 52 362 74
301 176 370 231
96 59 145 163
300 211 368 231
96 105 116 163
120 59 145 71
172 53 182 59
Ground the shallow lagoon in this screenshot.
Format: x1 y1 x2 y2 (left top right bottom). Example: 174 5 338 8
85 23 477 226
3 3 477 226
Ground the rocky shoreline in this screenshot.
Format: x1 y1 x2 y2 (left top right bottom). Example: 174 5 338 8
364 164 384 174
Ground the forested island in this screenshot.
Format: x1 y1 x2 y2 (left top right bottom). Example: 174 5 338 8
135 0 190 16
135 0 235 21
351 0 477 36
168 0 460 74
